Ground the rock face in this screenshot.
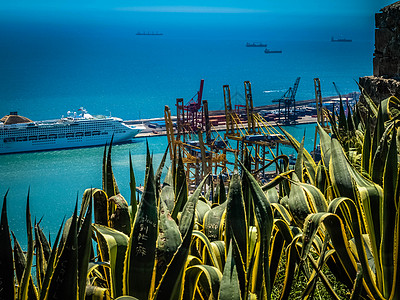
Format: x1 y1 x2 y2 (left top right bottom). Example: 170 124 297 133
360 2 400 111
374 1 400 77
359 76 400 105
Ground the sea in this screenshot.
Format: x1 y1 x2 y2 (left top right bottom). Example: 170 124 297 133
0 20 374 246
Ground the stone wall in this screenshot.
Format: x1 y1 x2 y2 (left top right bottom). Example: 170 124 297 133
359 1 400 110
374 1 400 77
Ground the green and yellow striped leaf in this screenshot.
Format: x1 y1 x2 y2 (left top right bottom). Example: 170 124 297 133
123 159 158 299
93 224 129 298
0 191 15 300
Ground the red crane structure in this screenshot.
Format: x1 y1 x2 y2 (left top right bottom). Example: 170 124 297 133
176 79 205 142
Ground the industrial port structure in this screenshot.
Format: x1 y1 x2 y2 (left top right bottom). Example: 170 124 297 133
129 78 358 190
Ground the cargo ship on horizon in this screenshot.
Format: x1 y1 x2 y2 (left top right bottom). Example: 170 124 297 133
0 108 145 154
136 32 163 36
331 36 352 42
246 42 267 47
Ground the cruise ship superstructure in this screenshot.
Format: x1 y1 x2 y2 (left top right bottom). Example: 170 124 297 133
0 108 145 154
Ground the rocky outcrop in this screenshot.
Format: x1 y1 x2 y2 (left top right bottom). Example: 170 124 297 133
359 76 400 105
374 1 400 77
359 1 400 115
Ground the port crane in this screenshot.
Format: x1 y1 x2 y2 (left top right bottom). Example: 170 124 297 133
273 77 301 124
222 82 290 175
176 79 205 142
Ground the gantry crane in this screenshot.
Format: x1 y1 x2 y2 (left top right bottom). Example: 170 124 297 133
176 79 205 142
273 77 301 124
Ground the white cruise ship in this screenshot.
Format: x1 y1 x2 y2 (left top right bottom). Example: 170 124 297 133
0 108 145 154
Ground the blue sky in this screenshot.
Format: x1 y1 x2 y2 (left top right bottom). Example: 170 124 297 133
0 0 395 41
1 0 391 15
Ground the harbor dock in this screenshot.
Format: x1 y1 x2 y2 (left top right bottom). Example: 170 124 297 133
126 92 357 138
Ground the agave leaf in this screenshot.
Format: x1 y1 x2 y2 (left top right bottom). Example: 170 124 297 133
265 187 279 203
0 191 15 300
35 222 47 290
19 193 35 300
347 103 355 132
361 117 372 174
278 125 316 186
94 224 129 298
315 162 328 195
103 137 120 199
203 202 227 242
183 265 222 300
93 189 109 226
163 165 174 187
39 218 65 300
179 175 208 237
129 151 138 221
387 96 400 120
330 137 384 283
299 182 328 213
153 204 196 300
161 183 175 214
380 127 398 298
155 145 169 196
371 124 392 185
302 251 342 300
277 235 302 300
46 202 79 300
109 193 131 236
79 188 93 227
211 240 226 271
115 297 139 300
241 162 273 300
225 165 248 298
356 81 378 118
338 96 348 137
371 103 385 171
78 197 93 300
155 199 182 286
191 230 221 270
217 174 227 204
294 136 305 182
269 230 284 287
195 200 211 227
261 170 294 192
329 137 358 200
123 159 158 299
85 285 112 299
12 231 38 300
287 174 313 227
218 241 241 300
171 150 188 221
271 203 292 225
327 198 384 299
36 223 51 262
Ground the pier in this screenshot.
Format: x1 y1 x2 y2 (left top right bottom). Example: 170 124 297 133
126 92 358 138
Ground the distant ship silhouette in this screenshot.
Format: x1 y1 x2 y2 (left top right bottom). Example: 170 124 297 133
136 32 163 36
331 36 352 42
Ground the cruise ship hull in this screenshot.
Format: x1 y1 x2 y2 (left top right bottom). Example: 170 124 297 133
0 114 145 155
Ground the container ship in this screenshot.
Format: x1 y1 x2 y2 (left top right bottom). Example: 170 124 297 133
136 32 163 36
0 108 145 154
246 42 267 47
264 48 282 54
331 36 352 42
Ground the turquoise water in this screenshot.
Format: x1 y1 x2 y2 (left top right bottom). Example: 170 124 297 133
0 124 316 246
0 20 372 246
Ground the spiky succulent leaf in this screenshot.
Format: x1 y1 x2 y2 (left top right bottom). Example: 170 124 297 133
0 192 15 300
